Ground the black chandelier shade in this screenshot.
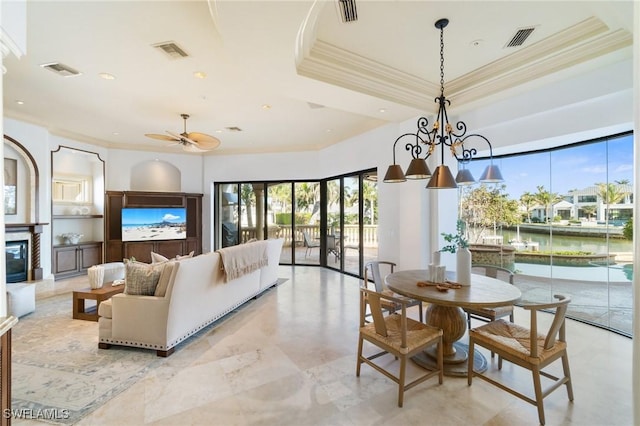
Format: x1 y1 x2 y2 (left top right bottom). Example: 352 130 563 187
383 18 503 189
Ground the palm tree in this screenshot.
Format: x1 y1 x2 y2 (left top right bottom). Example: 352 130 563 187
596 183 625 220
519 191 536 223
615 179 631 185
240 184 255 227
533 185 562 223
581 204 597 220
362 180 378 225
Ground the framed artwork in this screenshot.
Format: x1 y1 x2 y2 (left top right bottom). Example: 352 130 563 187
4 158 17 215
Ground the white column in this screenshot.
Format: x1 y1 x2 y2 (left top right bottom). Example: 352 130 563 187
1 3 7 317
632 1 640 424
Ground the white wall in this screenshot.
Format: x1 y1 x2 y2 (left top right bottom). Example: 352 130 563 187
106 149 203 193
1 52 634 282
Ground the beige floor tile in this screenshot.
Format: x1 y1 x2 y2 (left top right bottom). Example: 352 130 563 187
21 265 634 426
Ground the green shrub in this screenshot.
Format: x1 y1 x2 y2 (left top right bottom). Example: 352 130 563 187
623 217 633 240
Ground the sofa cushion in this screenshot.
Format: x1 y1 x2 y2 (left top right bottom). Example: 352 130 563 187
154 261 177 297
98 298 113 318
124 259 164 296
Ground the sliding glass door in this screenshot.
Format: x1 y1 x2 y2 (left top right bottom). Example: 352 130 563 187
213 168 377 278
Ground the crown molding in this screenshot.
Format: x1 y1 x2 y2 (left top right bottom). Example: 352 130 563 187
296 16 631 113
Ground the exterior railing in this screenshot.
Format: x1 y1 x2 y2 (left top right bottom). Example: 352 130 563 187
239 224 378 248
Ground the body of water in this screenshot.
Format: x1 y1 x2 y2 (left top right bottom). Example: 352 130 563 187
480 228 633 254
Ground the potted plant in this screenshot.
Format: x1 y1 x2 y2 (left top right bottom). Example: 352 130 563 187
440 220 471 286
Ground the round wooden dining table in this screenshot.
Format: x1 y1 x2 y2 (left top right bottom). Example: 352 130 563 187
385 269 521 376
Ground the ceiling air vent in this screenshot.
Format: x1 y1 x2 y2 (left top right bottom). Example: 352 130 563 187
226 126 243 132
505 27 536 48
40 62 81 77
152 41 189 59
337 0 357 23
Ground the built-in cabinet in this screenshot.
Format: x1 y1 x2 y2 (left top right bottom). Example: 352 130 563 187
52 241 103 278
51 147 105 279
105 191 202 263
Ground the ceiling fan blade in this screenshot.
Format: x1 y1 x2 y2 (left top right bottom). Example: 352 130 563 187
145 133 178 142
165 130 185 141
187 132 221 150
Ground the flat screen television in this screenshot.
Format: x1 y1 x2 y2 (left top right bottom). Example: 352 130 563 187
121 207 187 242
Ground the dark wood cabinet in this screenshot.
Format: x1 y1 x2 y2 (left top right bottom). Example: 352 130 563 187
53 242 103 279
105 191 203 263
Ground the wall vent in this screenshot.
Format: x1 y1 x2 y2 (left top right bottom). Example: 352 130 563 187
152 41 189 59
307 102 325 109
40 62 81 77
505 27 536 48
337 0 357 23
225 126 243 132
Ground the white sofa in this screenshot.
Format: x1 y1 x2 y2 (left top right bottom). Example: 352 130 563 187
98 238 283 356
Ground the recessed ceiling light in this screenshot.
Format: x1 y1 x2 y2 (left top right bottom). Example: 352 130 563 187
99 72 116 80
262 104 271 110
193 71 207 79
379 108 386 113
215 130 223 133
326 129 332 133
470 39 483 47
112 132 119 136
15 100 25 105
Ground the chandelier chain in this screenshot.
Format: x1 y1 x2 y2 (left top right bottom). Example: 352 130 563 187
439 25 445 96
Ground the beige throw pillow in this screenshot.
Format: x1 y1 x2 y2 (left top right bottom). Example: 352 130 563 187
151 251 169 264
124 259 164 296
175 251 195 260
154 261 177 297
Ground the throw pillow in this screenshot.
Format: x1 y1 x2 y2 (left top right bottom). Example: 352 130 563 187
175 251 195 260
151 251 169 263
124 259 164 296
154 261 177 297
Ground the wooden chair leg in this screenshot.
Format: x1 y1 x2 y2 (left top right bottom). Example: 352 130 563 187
356 334 364 376
437 340 444 384
467 339 475 385
562 353 574 401
398 356 406 407
419 302 423 323
532 366 546 425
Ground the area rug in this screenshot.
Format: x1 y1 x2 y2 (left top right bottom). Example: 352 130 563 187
10 278 287 425
11 293 169 424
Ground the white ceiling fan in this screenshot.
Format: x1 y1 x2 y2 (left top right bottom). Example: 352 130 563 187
145 113 221 152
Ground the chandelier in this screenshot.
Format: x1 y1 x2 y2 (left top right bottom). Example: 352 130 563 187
383 18 503 189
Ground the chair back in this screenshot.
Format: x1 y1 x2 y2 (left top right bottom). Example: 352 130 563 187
364 261 395 293
524 294 571 356
327 235 337 250
302 231 313 247
360 286 389 337
472 264 515 284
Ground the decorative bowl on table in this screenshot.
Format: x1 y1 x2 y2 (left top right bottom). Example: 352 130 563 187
61 233 83 245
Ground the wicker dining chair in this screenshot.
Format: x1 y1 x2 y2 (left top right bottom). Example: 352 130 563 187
465 265 516 329
357 284 443 407
468 294 574 425
363 261 423 323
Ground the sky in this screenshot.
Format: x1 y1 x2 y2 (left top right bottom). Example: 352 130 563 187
465 133 633 199
122 208 185 225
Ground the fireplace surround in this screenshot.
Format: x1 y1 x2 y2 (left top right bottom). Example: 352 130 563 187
4 223 45 282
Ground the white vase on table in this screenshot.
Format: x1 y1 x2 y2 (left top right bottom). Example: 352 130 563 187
88 266 105 289
456 247 472 286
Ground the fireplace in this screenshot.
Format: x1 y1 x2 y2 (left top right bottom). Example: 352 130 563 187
6 240 28 283
4 223 46 281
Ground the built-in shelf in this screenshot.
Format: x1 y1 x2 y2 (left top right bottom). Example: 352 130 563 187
53 214 103 219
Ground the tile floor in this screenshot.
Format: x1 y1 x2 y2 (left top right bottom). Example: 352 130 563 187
24 266 635 425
